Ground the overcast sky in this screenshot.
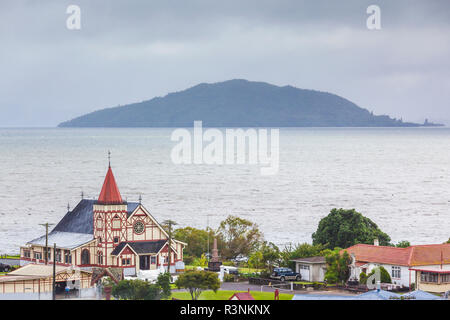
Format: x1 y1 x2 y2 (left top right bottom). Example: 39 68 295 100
1 0 449 127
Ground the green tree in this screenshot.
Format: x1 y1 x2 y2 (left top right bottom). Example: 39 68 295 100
395 241 411 248
324 249 352 285
312 208 391 249
445 238 450 244
111 280 134 300
156 273 172 300
175 270 221 300
173 227 212 263
216 215 263 260
248 251 263 270
259 241 281 270
192 253 208 267
367 266 392 284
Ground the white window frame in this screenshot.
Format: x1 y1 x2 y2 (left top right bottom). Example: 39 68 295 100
391 266 401 279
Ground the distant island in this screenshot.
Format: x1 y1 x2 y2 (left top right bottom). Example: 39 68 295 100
58 79 443 128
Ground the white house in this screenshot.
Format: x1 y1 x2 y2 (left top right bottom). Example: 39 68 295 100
344 242 450 289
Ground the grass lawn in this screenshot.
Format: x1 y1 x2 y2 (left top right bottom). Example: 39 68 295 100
1 255 20 259
237 267 264 274
171 290 293 300
185 265 200 271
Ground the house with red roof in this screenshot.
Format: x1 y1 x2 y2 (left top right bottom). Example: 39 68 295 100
20 162 186 277
344 241 450 289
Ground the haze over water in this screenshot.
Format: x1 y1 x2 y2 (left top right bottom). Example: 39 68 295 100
0 127 449 253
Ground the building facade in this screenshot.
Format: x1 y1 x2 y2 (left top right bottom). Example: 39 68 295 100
345 242 450 289
410 268 450 293
20 165 186 276
291 256 327 282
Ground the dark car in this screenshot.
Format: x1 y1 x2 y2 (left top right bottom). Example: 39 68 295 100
270 267 301 282
0 263 11 272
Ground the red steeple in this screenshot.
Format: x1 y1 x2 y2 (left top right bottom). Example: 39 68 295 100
98 166 123 205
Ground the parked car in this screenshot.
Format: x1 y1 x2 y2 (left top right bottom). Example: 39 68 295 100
270 267 301 282
0 263 11 272
221 266 239 275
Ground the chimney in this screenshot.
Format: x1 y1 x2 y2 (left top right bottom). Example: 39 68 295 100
374 238 379 246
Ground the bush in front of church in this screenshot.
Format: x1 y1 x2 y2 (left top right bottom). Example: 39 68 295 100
112 273 171 300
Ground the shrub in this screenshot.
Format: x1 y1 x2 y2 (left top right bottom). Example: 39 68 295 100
367 266 392 284
111 278 166 300
223 274 235 282
222 261 235 267
359 272 368 284
183 255 195 265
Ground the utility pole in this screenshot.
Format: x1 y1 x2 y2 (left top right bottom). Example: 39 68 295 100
39 223 54 265
163 220 177 274
52 243 56 300
206 213 210 263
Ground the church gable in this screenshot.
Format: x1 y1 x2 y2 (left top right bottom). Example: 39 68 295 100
127 205 168 242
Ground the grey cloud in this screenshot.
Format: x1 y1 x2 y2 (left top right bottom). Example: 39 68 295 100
0 0 449 126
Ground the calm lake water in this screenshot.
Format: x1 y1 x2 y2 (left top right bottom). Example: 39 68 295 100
0 127 449 253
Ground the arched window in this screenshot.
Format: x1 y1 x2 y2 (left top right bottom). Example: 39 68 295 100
98 251 103 265
96 217 103 229
81 249 90 265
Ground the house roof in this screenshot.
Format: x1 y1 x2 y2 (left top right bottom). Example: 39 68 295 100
27 231 94 250
2 264 92 283
51 199 140 235
402 290 442 300
291 256 326 264
293 294 356 300
356 290 401 300
343 243 450 267
8 264 68 277
111 240 167 256
293 290 441 300
229 292 255 300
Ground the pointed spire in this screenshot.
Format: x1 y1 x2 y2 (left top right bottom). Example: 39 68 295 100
98 166 123 205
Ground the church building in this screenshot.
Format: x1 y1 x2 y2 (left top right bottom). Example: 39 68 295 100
19 163 186 276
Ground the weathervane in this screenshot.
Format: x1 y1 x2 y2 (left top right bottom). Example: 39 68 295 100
139 194 142 204
67 202 70 211
108 150 111 167
81 191 84 199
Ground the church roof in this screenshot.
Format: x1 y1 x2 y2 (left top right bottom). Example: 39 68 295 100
52 199 140 235
98 166 123 204
111 240 167 256
27 231 94 250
